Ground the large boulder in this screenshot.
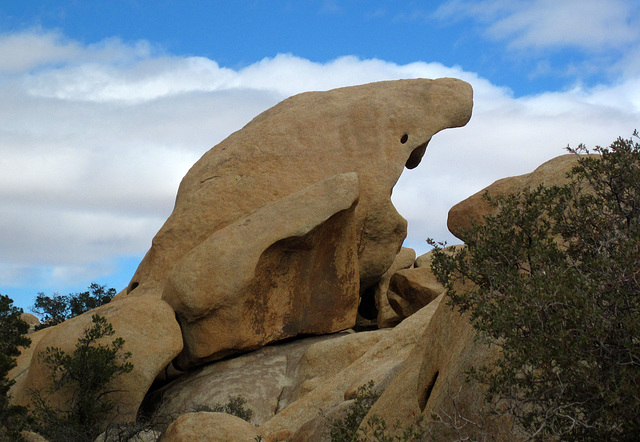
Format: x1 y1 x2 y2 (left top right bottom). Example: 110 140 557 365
362 288 515 440
10 298 183 425
147 334 344 425
258 296 444 441
121 78 473 366
164 172 361 368
448 154 585 241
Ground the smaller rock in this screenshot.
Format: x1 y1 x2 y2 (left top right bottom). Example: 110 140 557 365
159 412 260 442
373 247 416 328
388 268 442 318
148 334 342 425
20 313 40 334
11 297 183 426
20 431 48 442
447 154 587 241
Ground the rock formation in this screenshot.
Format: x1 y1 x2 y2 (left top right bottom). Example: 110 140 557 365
373 247 416 328
11 297 183 425
160 412 260 442
8 78 491 440
448 154 584 241
123 77 473 368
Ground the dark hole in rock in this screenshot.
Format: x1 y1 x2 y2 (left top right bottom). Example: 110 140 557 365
128 282 139 293
400 133 409 144
357 284 378 320
418 370 439 411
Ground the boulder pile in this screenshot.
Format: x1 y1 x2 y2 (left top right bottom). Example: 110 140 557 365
10 76 584 441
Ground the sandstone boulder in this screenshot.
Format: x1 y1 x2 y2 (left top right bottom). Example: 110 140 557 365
388 267 442 317
258 296 443 440
11 297 183 425
148 334 344 425
362 289 514 440
448 154 586 241
122 78 472 366
159 412 260 442
20 312 40 333
165 172 361 368
386 246 463 320
373 247 415 328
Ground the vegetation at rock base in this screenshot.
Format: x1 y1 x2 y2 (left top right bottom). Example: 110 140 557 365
428 133 640 440
32 283 116 329
0 295 31 440
30 314 133 442
327 380 380 442
192 395 254 422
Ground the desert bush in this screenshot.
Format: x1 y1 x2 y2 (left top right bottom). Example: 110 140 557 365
428 133 640 440
0 295 31 440
30 314 133 442
33 283 116 329
327 380 380 442
190 395 254 422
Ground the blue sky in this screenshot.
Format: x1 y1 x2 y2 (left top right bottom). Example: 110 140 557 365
1 0 639 310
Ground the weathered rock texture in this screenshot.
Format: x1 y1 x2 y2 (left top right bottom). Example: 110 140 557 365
259 297 444 441
448 154 585 241
374 247 416 328
165 172 361 368
362 290 515 441
387 245 463 321
123 78 473 368
11 298 183 425
160 412 260 442
149 334 344 425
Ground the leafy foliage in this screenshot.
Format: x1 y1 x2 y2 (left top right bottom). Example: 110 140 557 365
33 283 116 329
0 295 31 439
428 133 640 440
192 395 254 422
31 314 133 442
328 380 380 442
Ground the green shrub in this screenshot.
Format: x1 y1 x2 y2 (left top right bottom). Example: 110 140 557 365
193 395 254 422
31 314 133 442
428 133 640 440
0 295 31 439
328 380 380 442
33 283 116 330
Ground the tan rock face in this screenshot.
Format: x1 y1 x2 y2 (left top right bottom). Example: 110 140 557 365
159 412 260 442
448 154 585 241
128 78 473 298
148 334 343 426
388 267 443 316
123 78 473 368
374 247 416 328
363 288 514 441
20 312 40 333
258 297 443 440
11 298 183 425
166 172 361 368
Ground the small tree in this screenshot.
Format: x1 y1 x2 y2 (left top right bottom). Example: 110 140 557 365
429 133 640 440
31 314 133 441
33 283 116 330
0 295 31 439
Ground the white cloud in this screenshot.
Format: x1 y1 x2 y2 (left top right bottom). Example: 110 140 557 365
1 30 638 300
435 0 640 51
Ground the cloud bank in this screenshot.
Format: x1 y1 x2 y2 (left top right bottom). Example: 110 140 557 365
1 29 639 304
